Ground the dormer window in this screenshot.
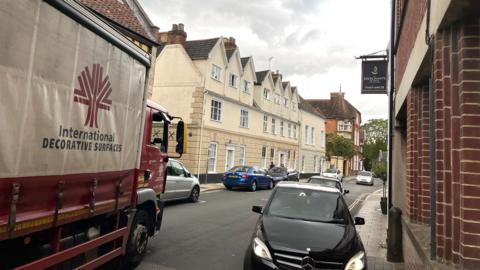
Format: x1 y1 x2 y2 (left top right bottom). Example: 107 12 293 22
243 80 251 93
211 64 222 81
263 88 270 100
228 73 237 88
284 97 289 107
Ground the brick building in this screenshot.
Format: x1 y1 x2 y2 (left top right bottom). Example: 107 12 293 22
307 92 362 175
391 0 480 269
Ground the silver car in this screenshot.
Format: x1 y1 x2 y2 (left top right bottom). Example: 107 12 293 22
356 171 374 186
307 176 349 195
160 159 200 202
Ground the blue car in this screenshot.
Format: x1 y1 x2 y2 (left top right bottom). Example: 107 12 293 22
223 166 274 192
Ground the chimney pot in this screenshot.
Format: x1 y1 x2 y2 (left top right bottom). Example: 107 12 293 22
172 24 178 31
178 23 184 31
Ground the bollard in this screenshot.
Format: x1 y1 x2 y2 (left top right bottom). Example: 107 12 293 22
387 207 404 262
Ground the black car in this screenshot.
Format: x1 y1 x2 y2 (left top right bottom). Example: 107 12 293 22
244 182 366 270
268 167 299 184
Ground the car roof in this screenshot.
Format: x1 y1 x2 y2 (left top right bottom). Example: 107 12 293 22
309 176 340 182
276 181 341 193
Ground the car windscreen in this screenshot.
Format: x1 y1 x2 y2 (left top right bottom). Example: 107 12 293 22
308 178 340 190
358 171 372 176
266 187 351 224
325 168 337 173
228 166 251 173
269 167 286 173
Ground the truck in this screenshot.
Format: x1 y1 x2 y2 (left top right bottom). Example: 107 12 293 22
0 0 185 268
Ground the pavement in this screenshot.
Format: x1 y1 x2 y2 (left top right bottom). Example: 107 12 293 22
356 189 404 270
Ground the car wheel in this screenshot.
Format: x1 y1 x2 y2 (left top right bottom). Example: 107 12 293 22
250 181 257 192
125 210 150 268
189 185 200 202
268 180 273 190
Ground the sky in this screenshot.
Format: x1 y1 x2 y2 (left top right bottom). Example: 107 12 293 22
139 0 391 122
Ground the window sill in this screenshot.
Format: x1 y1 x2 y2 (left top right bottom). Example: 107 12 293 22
211 77 222 83
239 126 249 129
210 119 222 123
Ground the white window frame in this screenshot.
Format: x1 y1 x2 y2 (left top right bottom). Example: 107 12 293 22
261 145 267 168
243 80 250 93
263 88 270 100
239 144 246 165
271 118 276 135
284 97 289 107
313 155 317 172
311 127 315 145
210 99 222 122
228 73 237 88
305 125 309 144
207 142 217 173
211 64 222 81
288 123 292 138
293 125 297 139
280 121 284 137
240 109 249 128
263 115 268 133
292 102 297 111
225 145 235 171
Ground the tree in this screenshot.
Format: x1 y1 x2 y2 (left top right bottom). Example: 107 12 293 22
326 133 356 160
362 119 388 171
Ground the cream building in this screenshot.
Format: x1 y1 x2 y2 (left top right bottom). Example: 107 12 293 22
151 26 301 181
298 97 327 174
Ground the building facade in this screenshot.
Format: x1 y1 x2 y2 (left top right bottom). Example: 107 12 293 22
307 92 362 175
151 26 303 182
298 97 327 175
391 0 480 269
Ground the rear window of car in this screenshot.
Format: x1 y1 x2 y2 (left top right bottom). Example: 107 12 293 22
358 171 372 176
270 167 286 173
228 166 251 173
308 178 340 189
266 187 351 224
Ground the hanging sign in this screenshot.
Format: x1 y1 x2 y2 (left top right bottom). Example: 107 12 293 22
361 60 387 94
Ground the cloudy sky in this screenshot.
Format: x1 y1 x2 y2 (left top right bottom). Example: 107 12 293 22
139 0 391 122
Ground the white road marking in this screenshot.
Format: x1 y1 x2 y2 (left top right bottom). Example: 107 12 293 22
197 200 207 204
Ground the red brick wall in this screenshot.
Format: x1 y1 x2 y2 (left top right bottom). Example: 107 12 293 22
395 0 428 90
434 17 480 269
325 119 337 134
406 86 431 224
404 17 480 269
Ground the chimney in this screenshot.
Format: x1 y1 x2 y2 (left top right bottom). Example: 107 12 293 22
224 37 237 50
158 23 187 45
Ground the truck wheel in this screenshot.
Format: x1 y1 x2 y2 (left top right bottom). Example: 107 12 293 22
125 210 150 267
189 186 200 202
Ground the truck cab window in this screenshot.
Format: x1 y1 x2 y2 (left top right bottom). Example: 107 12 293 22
151 112 169 152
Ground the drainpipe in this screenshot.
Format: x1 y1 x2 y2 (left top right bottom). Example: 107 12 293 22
387 0 395 211
425 0 436 260
196 89 208 183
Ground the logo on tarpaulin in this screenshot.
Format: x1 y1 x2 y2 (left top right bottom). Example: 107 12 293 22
74 64 112 128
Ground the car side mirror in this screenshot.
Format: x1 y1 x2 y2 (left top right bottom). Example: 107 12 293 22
175 120 187 156
144 169 151 182
344 189 349 194
354 217 365 225
252 205 263 214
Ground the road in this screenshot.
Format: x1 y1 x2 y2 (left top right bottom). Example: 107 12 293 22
138 178 382 270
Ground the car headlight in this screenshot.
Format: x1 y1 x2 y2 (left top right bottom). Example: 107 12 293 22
252 237 272 261
345 251 365 270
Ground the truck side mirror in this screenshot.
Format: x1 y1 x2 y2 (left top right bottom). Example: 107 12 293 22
175 120 187 155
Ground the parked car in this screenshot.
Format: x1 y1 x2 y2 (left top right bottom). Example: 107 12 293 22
224 166 274 191
356 171 374 186
307 176 349 194
267 167 288 184
323 168 344 181
160 159 200 202
287 168 300 181
244 182 366 270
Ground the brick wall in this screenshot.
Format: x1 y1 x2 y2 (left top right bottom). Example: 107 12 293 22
434 17 480 269
395 0 428 90
406 85 431 224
